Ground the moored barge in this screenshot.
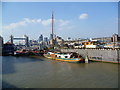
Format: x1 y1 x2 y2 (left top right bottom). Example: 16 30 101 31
44 52 84 63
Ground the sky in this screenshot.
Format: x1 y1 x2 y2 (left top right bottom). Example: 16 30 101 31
1 2 118 42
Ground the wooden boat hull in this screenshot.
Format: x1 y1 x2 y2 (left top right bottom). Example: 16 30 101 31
44 54 84 63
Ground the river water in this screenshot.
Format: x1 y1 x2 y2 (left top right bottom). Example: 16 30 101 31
2 56 118 88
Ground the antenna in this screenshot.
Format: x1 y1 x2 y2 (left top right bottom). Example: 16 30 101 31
52 11 54 47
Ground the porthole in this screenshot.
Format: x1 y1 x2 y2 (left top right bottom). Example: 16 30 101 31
65 56 68 58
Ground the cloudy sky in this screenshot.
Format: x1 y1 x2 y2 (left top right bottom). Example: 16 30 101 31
2 2 118 42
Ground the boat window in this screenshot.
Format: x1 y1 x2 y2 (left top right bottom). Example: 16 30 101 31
65 56 68 58
55 55 57 57
92 57 97 59
59 56 61 58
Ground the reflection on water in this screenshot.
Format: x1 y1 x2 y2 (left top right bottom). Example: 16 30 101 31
2 56 118 88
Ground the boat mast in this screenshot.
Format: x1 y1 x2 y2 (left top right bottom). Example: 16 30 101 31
52 11 54 48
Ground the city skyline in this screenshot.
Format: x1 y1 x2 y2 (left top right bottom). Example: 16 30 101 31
2 2 118 42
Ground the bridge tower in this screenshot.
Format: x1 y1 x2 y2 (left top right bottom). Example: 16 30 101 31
10 35 13 44
24 35 29 47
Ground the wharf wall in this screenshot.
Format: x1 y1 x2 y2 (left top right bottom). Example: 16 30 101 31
0 47 2 56
61 49 120 63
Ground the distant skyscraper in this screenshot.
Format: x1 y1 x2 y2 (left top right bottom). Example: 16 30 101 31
44 37 48 42
49 34 56 40
49 34 52 40
38 34 43 42
112 34 118 42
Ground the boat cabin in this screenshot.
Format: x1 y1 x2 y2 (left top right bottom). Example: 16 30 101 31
47 52 79 58
55 53 71 58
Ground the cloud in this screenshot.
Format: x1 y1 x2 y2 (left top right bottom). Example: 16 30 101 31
3 18 70 30
41 19 52 26
3 20 26 30
24 18 41 23
79 13 88 19
57 19 70 27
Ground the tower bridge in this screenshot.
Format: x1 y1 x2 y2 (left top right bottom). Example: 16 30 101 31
10 35 29 47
